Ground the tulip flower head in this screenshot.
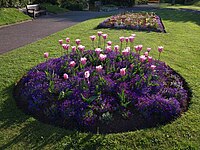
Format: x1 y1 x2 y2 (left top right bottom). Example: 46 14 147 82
69 61 76 68
44 52 49 59
96 65 103 73
63 73 69 80
122 47 130 56
150 65 156 71
158 46 164 53
148 56 153 62
138 45 143 51
75 39 81 45
144 52 149 57
129 36 135 43
71 46 76 52
102 34 108 39
59 40 63 45
80 57 87 65
114 45 120 52
97 31 103 36
140 55 147 62
134 45 140 52
90 35 96 41
120 68 126 76
78 45 85 52
119 36 125 42
125 37 129 43
62 44 70 50
99 54 107 61
107 41 112 46
84 71 90 79
106 46 112 52
147 47 151 53
95 48 102 55
131 34 136 37
66 37 70 43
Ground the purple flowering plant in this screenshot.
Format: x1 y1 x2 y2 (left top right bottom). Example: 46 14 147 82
98 12 166 33
14 32 189 133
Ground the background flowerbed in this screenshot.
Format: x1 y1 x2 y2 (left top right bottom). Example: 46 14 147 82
97 12 166 33
14 33 189 133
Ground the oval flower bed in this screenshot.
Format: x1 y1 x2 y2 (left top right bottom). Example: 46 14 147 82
14 32 189 133
97 12 166 33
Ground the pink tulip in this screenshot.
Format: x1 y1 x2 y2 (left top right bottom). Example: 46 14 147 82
140 55 147 62
119 36 125 42
144 52 149 57
69 61 76 67
84 71 90 78
158 46 164 52
59 40 63 45
131 34 136 37
148 56 153 62
122 47 130 56
102 34 108 39
62 44 70 50
71 46 76 52
97 31 103 36
44 52 49 59
96 65 103 73
80 57 87 65
90 35 96 41
106 46 112 52
147 48 151 53
134 45 140 52
99 54 107 61
95 48 102 55
120 68 126 76
125 37 129 43
129 36 135 43
78 45 85 52
138 45 143 51
150 65 156 70
114 45 120 52
63 73 69 80
66 37 70 43
107 41 112 46
75 39 81 45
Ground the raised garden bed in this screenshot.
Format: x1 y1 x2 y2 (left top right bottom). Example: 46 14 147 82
97 12 166 33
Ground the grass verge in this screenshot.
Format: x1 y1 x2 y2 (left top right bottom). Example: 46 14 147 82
0 9 200 149
160 3 200 11
0 8 31 26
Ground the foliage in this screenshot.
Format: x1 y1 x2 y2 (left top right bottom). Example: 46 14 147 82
40 3 68 13
60 0 88 11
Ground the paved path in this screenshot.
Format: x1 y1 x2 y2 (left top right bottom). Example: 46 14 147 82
0 7 158 54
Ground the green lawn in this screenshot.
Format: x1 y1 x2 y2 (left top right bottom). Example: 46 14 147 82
0 8 31 26
0 9 200 149
160 3 200 11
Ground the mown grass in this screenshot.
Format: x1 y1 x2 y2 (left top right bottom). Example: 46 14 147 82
160 3 200 11
0 9 200 149
41 3 68 14
0 8 31 26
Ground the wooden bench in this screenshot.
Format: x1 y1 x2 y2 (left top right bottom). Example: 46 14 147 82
26 4 47 18
148 0 160 3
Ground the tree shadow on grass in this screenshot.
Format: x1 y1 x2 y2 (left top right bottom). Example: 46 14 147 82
155 8 200 26
0 84 105 149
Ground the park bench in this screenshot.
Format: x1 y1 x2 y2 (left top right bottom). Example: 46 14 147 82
148 0 160 3
26 4 46 18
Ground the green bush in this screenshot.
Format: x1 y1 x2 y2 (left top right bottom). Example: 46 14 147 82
0 0 33 7
61 0 88 10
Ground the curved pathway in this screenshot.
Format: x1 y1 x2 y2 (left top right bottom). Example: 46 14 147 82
0 7 158 54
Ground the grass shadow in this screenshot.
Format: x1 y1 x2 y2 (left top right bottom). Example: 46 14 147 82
0 84 105 149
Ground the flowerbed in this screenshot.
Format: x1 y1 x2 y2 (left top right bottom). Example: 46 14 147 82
97 12 166 33
14 32 189 133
